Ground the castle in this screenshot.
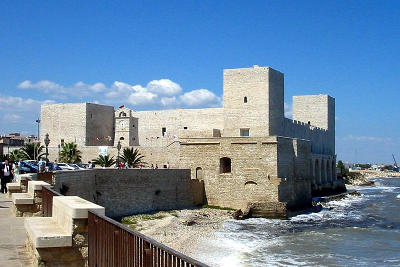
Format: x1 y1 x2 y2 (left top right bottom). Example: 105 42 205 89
41 65 345 217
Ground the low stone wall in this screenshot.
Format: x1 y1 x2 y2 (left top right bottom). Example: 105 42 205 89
53 169 205 218
26 218 89 266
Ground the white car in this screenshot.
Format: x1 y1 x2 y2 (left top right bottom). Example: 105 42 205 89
57 163 76 171
67 163 85 170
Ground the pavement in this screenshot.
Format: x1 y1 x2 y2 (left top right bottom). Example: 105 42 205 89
0 193 33 267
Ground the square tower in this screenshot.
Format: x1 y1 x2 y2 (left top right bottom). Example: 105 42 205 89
292 94 335 154
223 65 284 137
114 107 139 147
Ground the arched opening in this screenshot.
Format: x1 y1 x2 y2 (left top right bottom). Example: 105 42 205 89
119 137 124 140
119 112 127 117
196 167 203 180
220 157 231 174
321 159 326 184
244 96 248 103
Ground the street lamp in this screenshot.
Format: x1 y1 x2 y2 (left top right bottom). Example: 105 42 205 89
117 141 122 169
35 118 41 141
44 133 50 162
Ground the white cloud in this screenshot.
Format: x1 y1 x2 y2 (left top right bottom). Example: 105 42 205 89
16 78 222 109
179 89 221 107
18 80 107 96
128 91 157 106
73 81 107 93
4 114 22 121
161 96 178 107
18 80 64 93
147 79 182 96
284 102 292 118
0 95 56 133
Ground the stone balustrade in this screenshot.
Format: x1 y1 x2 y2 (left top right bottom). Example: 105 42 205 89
11 180 50 217
6 180 22 196
25 196 105 266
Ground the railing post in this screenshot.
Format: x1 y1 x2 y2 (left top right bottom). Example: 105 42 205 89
143 242 153 267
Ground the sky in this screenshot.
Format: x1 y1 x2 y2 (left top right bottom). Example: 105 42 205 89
0 1 399 163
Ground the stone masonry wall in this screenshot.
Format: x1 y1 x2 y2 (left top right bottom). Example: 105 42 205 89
178 137 281 210
53 169 204 218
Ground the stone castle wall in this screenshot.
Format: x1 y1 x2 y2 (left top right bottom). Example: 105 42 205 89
41 103 114 147
53 169 204 218
292 94 335 154
132 108 224 147
41 103 87 147
222 66 284 137
177 136 312 211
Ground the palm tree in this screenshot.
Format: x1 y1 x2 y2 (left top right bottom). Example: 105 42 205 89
59 142 82 163
119 148 146 168
93 155 115 168
8 150 22 162
19 143 45 160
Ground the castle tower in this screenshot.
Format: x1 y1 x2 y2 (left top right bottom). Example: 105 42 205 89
292 94 335 154
114 107 139 147
222 65 284 137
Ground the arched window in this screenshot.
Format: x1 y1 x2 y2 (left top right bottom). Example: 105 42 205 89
119 137 124 140
196 167 203 180
119 112 127 117
244 96 248 103
220 157 231 173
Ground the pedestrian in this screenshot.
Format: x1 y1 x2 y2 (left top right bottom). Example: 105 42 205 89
88 161 93 169
1 160 13 194
155 164 158 169
38 159 46 173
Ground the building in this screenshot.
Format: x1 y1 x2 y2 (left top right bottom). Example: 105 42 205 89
41 65 345 217
0 133 38 156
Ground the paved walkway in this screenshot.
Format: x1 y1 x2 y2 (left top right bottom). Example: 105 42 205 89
0 193 33 266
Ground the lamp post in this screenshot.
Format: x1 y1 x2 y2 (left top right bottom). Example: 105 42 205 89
36 118 41 141
44 133 50 162
117 141 122 169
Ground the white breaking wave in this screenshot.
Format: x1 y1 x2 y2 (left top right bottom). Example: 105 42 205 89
397 194 400 199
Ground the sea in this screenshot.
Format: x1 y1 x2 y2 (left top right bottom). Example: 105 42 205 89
194 178 400 267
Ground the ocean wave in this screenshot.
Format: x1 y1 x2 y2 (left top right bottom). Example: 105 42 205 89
397 194 400 199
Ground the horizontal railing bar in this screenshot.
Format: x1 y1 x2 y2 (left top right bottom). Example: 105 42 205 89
88 210 209 267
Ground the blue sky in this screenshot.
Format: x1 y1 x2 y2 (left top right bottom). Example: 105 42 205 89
0 1 399 163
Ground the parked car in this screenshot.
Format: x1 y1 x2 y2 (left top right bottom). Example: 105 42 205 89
67 163 84 170
57 163 76 171
77 163 88 169
20 161 38 173
47 162 62 171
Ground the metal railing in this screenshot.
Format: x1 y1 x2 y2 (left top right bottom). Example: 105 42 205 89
88 211 209 267
42 185 62 217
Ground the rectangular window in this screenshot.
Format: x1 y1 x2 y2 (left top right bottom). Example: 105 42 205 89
184 126 188 129
162 127 166 136
240 128 250 137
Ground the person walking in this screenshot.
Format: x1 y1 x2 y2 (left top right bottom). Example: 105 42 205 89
1 160 13 194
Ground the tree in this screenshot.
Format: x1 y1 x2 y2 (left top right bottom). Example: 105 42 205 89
119 148 146 168
8 150 22 162
59 143 82 163
337 160 348 176
93 155 115 168
19 143 45 160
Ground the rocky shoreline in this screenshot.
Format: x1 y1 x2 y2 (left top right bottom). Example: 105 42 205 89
346 170 400 186
121 208 233 258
